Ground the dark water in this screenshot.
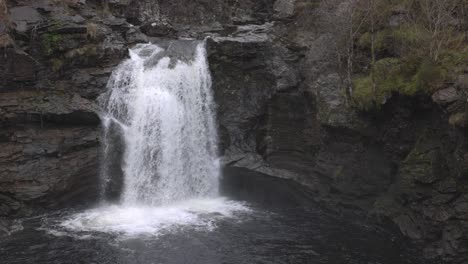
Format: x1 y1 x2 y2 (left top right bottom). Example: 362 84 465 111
1 169 427 264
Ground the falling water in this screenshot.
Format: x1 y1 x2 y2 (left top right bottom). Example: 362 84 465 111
100 41 220 206
54 41 248 237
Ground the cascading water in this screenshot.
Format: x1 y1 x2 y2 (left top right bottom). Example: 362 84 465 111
55 41 249 237
100 41 220 206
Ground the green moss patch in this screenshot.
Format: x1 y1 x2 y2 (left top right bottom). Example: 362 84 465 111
41 33 62 56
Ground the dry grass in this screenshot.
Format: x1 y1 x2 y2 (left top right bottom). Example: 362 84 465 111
0 0 13 48
86 22 98 39
0 34 13 48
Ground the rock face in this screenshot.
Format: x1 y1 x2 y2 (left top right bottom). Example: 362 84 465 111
0 0 128 216
1 0 468 263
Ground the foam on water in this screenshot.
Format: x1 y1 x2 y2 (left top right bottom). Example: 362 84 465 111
59 198 250 237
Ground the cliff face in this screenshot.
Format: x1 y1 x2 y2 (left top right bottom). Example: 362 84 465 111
1 0 467 262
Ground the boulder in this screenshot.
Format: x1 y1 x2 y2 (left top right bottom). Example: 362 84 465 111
273 0 296 19
432 87 460 105
9 6 42 33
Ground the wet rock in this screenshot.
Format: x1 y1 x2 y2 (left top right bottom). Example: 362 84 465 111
125 27 148 44
71 67 113 99
140 21 176 37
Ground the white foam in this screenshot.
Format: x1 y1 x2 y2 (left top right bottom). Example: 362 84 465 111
58 198 250 238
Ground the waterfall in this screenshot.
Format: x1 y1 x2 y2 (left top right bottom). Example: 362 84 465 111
56 41 247 237
99 41 220 206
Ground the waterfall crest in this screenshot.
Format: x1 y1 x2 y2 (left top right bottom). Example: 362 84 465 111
100 41 220 206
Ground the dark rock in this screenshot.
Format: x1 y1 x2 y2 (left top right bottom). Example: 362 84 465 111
125 27 148 44
0 91 99 125
273 0 296 20
313 73 365 130
400 139 442 185
140 22 176 37
9 6 42 34
48 14 87 34
109 0 131 5
436 178 457 194
71 67 113 99
0 48 39 85
393 213 423 240
0 194 21 216
101 121 125 202
454 195 468 219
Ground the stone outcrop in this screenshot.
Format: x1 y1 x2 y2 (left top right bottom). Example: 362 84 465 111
1 0 467 263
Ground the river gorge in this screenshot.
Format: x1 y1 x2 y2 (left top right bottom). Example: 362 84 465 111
1 0 467 263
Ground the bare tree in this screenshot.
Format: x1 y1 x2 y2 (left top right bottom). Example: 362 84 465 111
416 0 461 61
317 0 369 100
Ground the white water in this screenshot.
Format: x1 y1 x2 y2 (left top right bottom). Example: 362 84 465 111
58 198 249 237
54 42 249 237
102 42 220 205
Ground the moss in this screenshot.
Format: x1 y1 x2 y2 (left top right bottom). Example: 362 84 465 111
358 30 395 54
352 58 424 110
352 76 375 110
438 48 468 79
393 25 431 49
41 33 62 56
50 58 64 72
412 60 444 91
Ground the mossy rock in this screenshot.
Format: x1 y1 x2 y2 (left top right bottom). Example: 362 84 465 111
400 132 444 190
41 33 62 56
352 57 420 109
49 58 64 72
358 29 395 55
352 56 452 110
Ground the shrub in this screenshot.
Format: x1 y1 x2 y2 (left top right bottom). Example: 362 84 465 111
353 57 426 109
